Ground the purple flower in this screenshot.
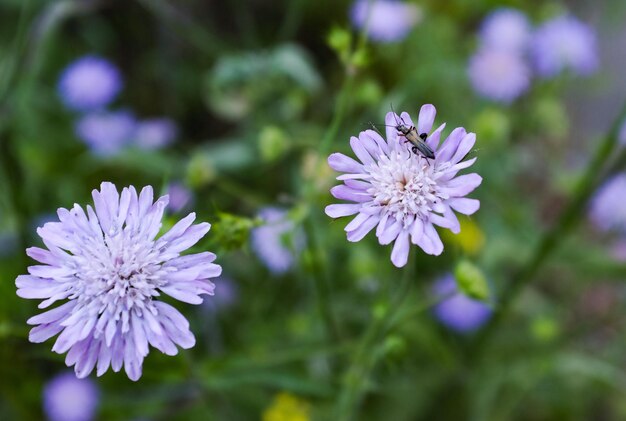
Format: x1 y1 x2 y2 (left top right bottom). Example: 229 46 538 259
479 8 531 52
468 48 531 103
251 207 304 274
133 118 178 150
432 274 491 333
325 105 482 267
166 182 193 213
531 15 598 78
58 56 122 112
350 0 421 43
589 174 626 233
43 372 99 421
16 182 221 381
202 276 238 312
75 111 136 156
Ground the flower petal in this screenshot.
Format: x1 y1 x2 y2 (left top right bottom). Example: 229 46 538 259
417 104 436 135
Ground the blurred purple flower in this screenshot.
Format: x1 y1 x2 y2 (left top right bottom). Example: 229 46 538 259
468 48 531 103
432 274 491 333
589 174 626 233
75 111 136 156
43 372 99 421
16 182 221 381
58 56 122 112
479 8 531 52
251 207 304 274
325 105 482 267
133 118 178 150
531 15 598 78
350 0 421 43
202 276 238 312
166 182 193 213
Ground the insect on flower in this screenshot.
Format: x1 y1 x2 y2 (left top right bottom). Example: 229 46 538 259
373 105 436 160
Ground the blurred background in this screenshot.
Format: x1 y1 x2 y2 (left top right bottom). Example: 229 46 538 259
2 0 626 420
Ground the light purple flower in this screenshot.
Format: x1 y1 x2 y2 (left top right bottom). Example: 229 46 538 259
202 276 238 312
589 174 626 233
531 15 598 78
479 8 531 52
251 207 304 274
325 105 482 267
58 56 122 112
432 274 491 333
16 182 221 381
350 0 421 43
468 48 531 103
133 118 178 150
75 111 136 156
166 182 193 213
43 372 99 421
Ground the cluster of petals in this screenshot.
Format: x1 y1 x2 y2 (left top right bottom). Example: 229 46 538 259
16 182 221 380
325 105 481 267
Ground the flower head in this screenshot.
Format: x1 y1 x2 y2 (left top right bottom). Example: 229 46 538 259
468 48 531 103
589 174 626 233
479 8 531 53
325 105 482 267
166 182 193 213
251 207 304 274
43 372 99 421
350 0 421 43
202 276 238 312
133 118 178 150
75 111 136 156
531 15 598 78
16 182 221 380
58 56 122 112
432 274 491 333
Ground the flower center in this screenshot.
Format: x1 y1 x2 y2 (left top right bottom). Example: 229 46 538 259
367 150 447 225
69 230 168 324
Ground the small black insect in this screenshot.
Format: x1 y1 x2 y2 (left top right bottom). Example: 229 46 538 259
390 105 435 160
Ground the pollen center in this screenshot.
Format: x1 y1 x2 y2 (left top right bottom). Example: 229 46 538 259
367 150 447 225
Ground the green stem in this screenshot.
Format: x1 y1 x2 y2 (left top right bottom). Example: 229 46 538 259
303 213 341 341
472 100 626 351
335 254 417 421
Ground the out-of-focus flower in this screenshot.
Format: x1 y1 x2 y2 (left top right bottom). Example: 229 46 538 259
350 0 421 43
468 48 531 103
432 274 491 333
43 372 99 421
479 8 531 52
133 118 178 150
325 105 482 267
166 182 193 213
262 392 310 421
531 15 598 78
58 56 122 112
202 276 238 312
588 174 626 233
251 208 304 274
442 217 485 255
75 111 136 156
16 182 221 381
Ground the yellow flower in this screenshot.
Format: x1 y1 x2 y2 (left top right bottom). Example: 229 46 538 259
262 392 310 421
443 216 485 256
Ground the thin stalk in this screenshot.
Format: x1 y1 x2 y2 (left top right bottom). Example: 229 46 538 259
335 253 418 421
472 100 626 352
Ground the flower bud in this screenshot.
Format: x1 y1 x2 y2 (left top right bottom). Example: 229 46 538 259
454 260 489 301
